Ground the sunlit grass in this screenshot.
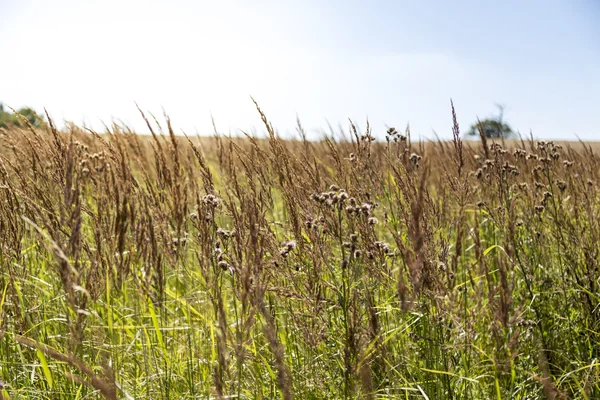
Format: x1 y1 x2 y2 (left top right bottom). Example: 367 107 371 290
0 107 598 399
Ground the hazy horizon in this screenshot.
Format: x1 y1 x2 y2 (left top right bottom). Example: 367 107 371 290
1 0 598 140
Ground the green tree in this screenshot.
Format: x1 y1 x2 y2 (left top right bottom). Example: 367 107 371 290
466 118 514 138
466 104 514 138
0 103 46 129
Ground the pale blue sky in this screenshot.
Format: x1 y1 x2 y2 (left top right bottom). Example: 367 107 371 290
1 0 598 140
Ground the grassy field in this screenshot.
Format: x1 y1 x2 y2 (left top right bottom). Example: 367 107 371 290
0 107 599 399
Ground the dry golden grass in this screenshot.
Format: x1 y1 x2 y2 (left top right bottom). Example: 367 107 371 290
0 108 598 399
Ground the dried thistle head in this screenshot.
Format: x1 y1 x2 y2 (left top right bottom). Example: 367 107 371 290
279 240 297 258
360 203 372 215
202 194 220 208
305 218 314 229
218 260 229 271
513 148 527 159
490 143 502 151
410 153 422 165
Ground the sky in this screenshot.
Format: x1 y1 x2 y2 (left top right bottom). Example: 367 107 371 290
0 0 599 140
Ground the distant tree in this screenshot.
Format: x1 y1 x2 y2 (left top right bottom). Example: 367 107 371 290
0 103 46 129
466 119 514 138
466 104 514 138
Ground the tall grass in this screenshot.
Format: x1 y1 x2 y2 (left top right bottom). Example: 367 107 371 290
0 105 598 399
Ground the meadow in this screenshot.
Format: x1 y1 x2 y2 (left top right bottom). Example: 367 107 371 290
0 105 598 399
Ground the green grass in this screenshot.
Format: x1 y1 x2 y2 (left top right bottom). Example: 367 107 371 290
0 110 599 399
